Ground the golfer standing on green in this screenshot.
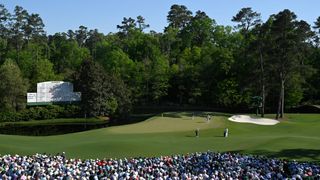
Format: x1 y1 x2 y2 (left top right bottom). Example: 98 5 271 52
224 128 229 137
195 128 199 137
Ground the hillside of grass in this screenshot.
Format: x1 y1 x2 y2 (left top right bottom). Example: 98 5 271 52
0 112 319 161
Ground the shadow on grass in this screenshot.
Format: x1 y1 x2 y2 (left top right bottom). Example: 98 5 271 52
191 111 232 118
210 112 233 117
111 114 156 126
185 135 197 137
231 149 320 161
162 112 183 118
214 135 225 138
161 111 233 119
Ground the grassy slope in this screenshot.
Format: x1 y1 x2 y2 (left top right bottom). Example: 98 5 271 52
0 112 319 161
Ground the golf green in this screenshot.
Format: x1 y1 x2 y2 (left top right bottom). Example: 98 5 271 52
0 112 319 161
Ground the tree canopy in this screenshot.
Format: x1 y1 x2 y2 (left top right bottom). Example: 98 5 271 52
0 4 320 119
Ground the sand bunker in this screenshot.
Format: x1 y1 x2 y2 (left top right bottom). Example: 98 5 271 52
228 115 279 125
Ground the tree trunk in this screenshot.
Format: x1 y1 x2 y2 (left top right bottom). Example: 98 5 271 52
276 78 285 119
261 83 265 117
276 87 282 120
259 47 265 117
280 79 284 118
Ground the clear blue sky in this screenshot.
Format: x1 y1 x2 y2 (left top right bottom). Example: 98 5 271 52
2 0 319 35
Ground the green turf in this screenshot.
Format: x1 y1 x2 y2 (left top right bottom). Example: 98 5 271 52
0 112 319 162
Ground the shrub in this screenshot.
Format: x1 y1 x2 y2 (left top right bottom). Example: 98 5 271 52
62 105 81 118
0 111 18 122
0 104 82 122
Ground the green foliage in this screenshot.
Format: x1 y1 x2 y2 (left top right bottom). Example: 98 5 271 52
0 37 7 63
150 56 170 101
48 33 90 75
0 111 18 122
285 75 304 107
29 58 62 88
232 7 261 33
74 60 131 118
0 105 81 122
217 79 245 107
180 11 215 47
109 76 132 118
167 4 192 29
0 3 319 117
40 105 64 119
6 43 62 90
0 59 28 112
62 105 81 118
263 9 314 118
102 97 118 116
95 41 135 81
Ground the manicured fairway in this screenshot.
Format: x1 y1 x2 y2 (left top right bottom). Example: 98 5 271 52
0 112 319 161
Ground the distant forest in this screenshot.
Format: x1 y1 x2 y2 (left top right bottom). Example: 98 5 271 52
1 4 320 119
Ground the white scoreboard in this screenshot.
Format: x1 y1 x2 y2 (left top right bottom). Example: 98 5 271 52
27 81 81 104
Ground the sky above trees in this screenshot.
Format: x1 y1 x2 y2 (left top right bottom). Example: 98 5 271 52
1 0 319 35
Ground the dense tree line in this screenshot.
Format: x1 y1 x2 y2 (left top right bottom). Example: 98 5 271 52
0 4 320 119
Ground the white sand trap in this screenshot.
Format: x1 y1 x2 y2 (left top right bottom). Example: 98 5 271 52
228 115 279 125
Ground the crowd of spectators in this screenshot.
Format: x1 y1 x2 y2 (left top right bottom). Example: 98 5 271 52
0 151 319 179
